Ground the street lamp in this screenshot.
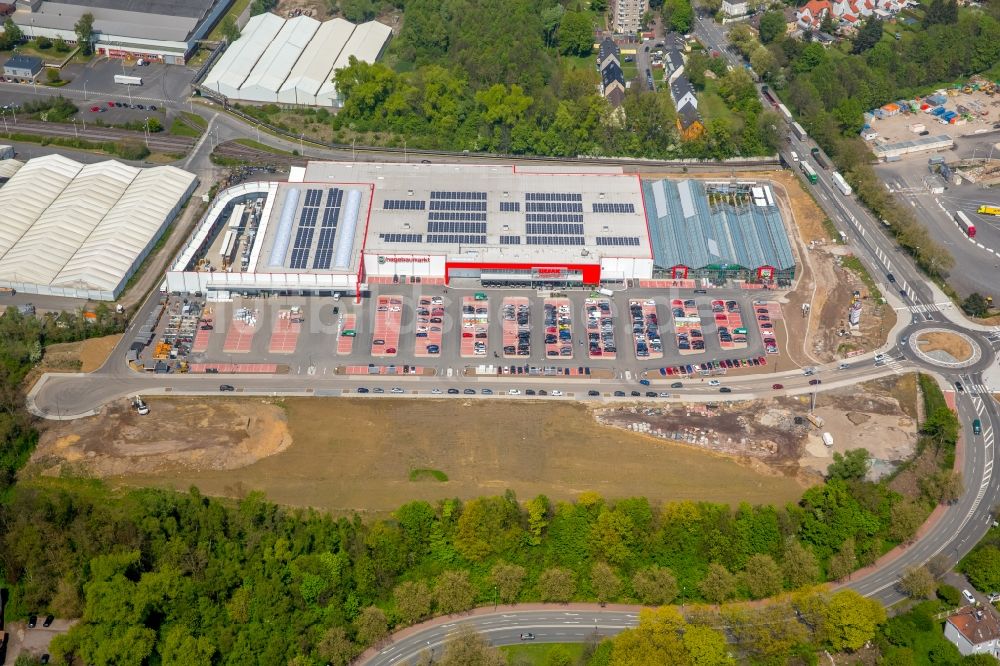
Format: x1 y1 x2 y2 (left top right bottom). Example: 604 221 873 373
144 117 149 147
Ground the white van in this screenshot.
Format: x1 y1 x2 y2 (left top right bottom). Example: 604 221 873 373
790 151 800 162
963 589 976 604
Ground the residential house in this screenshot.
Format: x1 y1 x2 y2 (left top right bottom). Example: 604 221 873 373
602 61 626 107
670 75 704 140
795 0 832 29
2 54 42 81
664 40 685 85
945 607 1000 657
598 37 626 108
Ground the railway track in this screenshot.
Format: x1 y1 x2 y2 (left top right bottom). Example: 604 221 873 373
2 119 196 153
213 141 305 166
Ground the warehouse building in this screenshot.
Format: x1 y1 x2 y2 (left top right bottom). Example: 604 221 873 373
0 155 197 300
643 179 796 285
200 14 392 107
165 161 655 298
9 0 234 64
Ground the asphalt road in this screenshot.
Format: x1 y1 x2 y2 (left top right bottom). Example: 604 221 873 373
366 610 639 666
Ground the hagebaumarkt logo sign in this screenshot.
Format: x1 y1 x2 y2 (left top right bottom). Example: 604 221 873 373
377 256 386 264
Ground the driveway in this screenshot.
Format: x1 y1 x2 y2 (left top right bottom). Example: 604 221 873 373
2 619 74 665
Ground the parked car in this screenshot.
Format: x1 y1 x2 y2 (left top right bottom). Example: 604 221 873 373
772 383 784 390
357 387 369 393
219 384 235 391
448 388 460 394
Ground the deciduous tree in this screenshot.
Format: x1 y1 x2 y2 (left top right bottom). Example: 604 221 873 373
394 580 433 624
590 562 621 603
538 567 576 602
698 563 736 604
739 553 784 599
490 562 526 603
782 540 820 589
438 626 505 666
823 590 886 651
898 566 936 600
435 570 476 614
631 565 679 605
355 606 388 647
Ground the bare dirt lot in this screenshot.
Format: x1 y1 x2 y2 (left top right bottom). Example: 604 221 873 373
916 330 973 361
32 398 291 478
599 376 918 480
37 398 808 514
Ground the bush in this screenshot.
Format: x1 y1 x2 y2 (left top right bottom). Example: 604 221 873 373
54 37 69 53
114 141 150 161
45 68 61 84
35 36 52 49
962 293 990 318
937 584 961 607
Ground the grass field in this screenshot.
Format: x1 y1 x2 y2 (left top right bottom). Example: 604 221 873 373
119 399 808 515
501 643 587 665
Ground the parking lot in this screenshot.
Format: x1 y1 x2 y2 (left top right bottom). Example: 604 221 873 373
141 286 781 380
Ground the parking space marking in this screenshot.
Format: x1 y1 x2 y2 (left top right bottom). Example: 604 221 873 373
337 314 357 355
501 297 530 359
544 298 574 360
414 295 444 358
268 308 302 354
752 300 781 355
669 298 702 356
712 298 748 351
222 306 258 354
460 295 489 358
371 295 402 357
585 298 616 360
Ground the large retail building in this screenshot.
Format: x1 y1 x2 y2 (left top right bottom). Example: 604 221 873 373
166 161 795 298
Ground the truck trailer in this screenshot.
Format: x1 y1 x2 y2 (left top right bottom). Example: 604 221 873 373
831 171 853 196
114 74 142 85
791 122 808 141
955 210 976 237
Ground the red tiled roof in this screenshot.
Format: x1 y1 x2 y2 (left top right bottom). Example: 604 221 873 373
949 608 1000 646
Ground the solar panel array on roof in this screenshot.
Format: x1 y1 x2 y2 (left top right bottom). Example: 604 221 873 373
525 202 583 213
525 213 584 223
499 201 520 212
426 234 486 244
428 221 487 233
380 233 423 242
312 188 343 269
304 188 323 206
526 236 585 245
384 199 426 210
429 200 487 211
499 235 521 244
596 236 641 246
289 187 323 269
428 212 487 222
431 191 487 200
526 193 582 201
593 202 635 213
526 223 584 235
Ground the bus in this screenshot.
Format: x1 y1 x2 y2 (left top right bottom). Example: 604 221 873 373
800 161 818 184
955 210 977 237
978 205 1000 216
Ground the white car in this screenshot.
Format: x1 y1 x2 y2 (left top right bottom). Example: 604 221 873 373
551 390 564 396
508 389 521 395
708 380 721 386
390 387 405 394
431 388 442 394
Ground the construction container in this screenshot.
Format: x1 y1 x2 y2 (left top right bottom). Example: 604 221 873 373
910 123 926 133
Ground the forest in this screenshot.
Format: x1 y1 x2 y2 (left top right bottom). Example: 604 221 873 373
316 0 780 159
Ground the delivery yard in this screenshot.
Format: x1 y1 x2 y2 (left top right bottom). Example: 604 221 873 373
34 398 807 513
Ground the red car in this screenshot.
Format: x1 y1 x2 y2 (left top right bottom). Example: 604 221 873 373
772 383 784 390
90 106 100 112
107 101 115 107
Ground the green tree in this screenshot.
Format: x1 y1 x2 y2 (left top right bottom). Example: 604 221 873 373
782 540 820 589
394 580 433 624
683 624 735 665
2 18 23 46
438 626 505 666
538 567 576 602
739 553 784 599
827 449 870 481
74 12 95 55
961 546 1000 592
590 562 621 603
159 626 215 666
920 470 964 505
820 12 836 34
852 17 883 54
490 562 526 603
922 406 960 448
46 68 61 84
962 293 991 318
525 495 550 545
759 10 785 44
889 501 927 543
823 589 886 651
355 606 388 647
698 563 737 603
827 538 857 581
220 15 240 42
53 36 69 52
317 626 357 666
340 0 376 21
898 566 936 599
435 570 476 614
557 11 594 56
631 565 679 605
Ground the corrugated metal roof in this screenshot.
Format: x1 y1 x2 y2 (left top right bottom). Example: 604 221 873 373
316 20 392 102
47 0 216 20
278 18 356 102
202 12 285 95
643 179 795 271
238 15 320 100
0 157 196 294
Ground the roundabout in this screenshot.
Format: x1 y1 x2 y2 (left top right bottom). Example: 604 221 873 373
908 328 982 370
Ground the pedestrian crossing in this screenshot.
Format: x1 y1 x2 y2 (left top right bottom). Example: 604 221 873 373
896 302 952 314
881 356 905 374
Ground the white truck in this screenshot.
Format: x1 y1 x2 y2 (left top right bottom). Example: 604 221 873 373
114 74 142 86
831 171 853 196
